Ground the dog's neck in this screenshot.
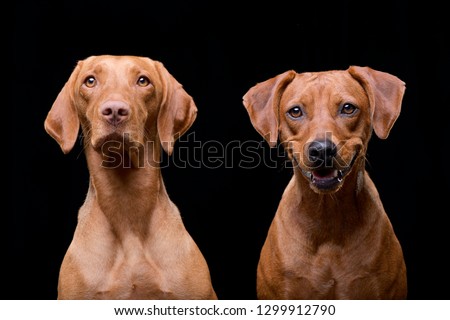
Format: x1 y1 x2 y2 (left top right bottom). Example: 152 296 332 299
83 141 168 237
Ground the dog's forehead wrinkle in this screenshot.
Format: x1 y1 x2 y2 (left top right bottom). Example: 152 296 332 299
81 58 153 84
303 75 366 110
123 59 152 75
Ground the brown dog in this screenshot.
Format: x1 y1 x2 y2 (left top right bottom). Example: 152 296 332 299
45 55 217 299
243 66 407 299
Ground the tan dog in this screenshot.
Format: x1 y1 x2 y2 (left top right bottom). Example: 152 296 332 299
243 66 407 299
45 55 217 299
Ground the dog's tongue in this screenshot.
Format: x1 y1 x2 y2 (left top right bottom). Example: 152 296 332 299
312 168 338 179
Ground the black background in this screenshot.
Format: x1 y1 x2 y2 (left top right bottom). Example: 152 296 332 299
7 0 449 300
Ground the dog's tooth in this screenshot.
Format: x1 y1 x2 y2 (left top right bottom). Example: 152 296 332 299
337 170 343 182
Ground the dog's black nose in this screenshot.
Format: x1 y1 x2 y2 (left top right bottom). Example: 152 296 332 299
307 139 337 168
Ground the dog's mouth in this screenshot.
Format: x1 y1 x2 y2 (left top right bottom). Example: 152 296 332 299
296 155 357 192
302 167 344 190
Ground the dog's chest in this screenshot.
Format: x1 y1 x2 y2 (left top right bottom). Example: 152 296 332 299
72 233 181 299
284 244 381 299
91 254 179 299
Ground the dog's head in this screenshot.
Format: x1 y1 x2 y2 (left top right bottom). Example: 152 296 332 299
44 55 197 164
243 66 405 193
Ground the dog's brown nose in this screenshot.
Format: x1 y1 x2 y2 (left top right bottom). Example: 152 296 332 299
307 139 337 168
100 101 130 126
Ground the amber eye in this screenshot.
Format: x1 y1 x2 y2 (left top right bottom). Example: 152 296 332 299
341 103 357 115
137 76 151 87
287 106 303 119
84 76 96 88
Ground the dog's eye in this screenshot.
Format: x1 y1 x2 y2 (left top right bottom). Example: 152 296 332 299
137 76 151 87
84 76 96 88
341 103 357 115
287 106 303 119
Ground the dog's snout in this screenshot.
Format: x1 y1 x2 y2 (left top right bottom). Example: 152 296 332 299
100 101 130 126
307 139 337 167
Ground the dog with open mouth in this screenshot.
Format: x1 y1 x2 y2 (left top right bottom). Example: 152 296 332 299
243 66 407 299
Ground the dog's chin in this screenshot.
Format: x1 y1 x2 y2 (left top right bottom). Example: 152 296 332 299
91 132 144 169
92 132 125 152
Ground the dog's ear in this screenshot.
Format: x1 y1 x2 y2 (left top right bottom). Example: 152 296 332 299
155 62 198 156
242 70 296 147
348 66 405 139
44 62 81 154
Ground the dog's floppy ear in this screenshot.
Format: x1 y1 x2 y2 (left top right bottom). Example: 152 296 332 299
242 70 296 147
348 66 405 139
44 62 81 154
155 62 198 156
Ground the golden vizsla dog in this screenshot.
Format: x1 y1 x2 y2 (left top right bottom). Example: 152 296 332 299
45 55 217 299
243 66 407 299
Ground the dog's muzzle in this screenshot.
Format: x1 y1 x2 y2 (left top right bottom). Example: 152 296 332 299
296 139 356 192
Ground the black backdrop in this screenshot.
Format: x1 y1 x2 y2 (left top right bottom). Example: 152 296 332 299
7 0 449 300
